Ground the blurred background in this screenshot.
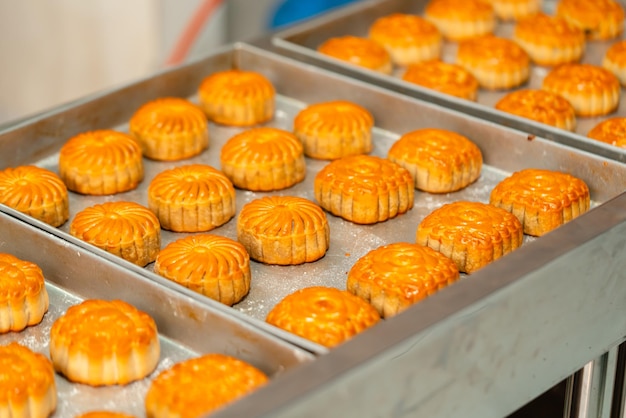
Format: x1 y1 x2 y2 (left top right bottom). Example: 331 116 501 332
0 0 358 126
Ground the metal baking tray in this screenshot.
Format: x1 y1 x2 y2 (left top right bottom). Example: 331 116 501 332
2 43 626 416
0 210 313 417
270 0 626 163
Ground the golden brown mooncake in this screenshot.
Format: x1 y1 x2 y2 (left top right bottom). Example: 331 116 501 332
387 128 483 193
314 155 414 224
0 165 69 227
145 354 268 418
347 242 459 318
59 130 144 195
495 89 577 131
237 196 329 266
456 36 530 90
220 127 306 191
416 201 523 273
424 0 496 41
402 60 479 101
317 36 393 74
154 234 251 306
588 117 626 148
368 13 442 66
129 97 208 161
490 168 591 236
49 299 160 386
0 342 57 418
293 100 374 160
556 0 625 40
485 0 541 21
76 412 135 418
603 40 626 86
513 13 585 67
197 70 275 127
542 64 620 117
266 286 381 348
0 253 49 334
147 164 236 233
69 201 161 267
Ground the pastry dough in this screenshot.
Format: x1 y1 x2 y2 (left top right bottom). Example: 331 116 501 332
145 354 267 418
314 155 414 224
387 128 483 193
402 60 479 101
485 0 541 20
317 36 393 74
513 13 585 67
220 127 305 191
148 164 236 232
266 286 380 347
69 201 161 267
556 0 624 40
424 0 496 41
456 36 530 90
129 97 208 161
603 40 626 86
0 165 69 227
495 89 577 131
293 100 374 160
416 201 523 273
59 130 143 195
49 299 160 386
490 168 591 236
368 13 442 66
347 242 459 318
588 117 626 148
198 70 275 126
0 253 49 333
542 64 620 116
0 342 57 418
237 196 329 265
154 234 251 306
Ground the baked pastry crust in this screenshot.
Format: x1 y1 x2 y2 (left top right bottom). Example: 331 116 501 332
0 253 49 333
293 100 374 160
368 13 442 66
490 168 590 236
148 164 236 232
49 299 160 386
495 89 577 131
486 0 541 21
220 127 306 191
0 165 69 227
198 70 275 126
347 242 459 318
556 0 625 40
424 0 496 41
387 128 483 193
416 201 523 273
588 117 626 148
457 36 530 90
154 234 251 306
542 64 620 116
314 155 414 224
59 130 143 195
603 40 626 86
402 60 479 101
69 201 161 267
317 36 393 74
513 13 585 67
237 196 330 265
0 342 56 418
145 354 267 418
129 97 208 161
266 286 380 347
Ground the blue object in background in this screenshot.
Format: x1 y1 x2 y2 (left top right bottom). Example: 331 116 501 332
270 0 360 28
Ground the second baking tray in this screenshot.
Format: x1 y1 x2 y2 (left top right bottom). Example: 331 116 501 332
269 0 626 163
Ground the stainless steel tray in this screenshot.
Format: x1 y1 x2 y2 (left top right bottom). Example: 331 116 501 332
0 210 313 417
270 0 626 163
2 43 626 416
